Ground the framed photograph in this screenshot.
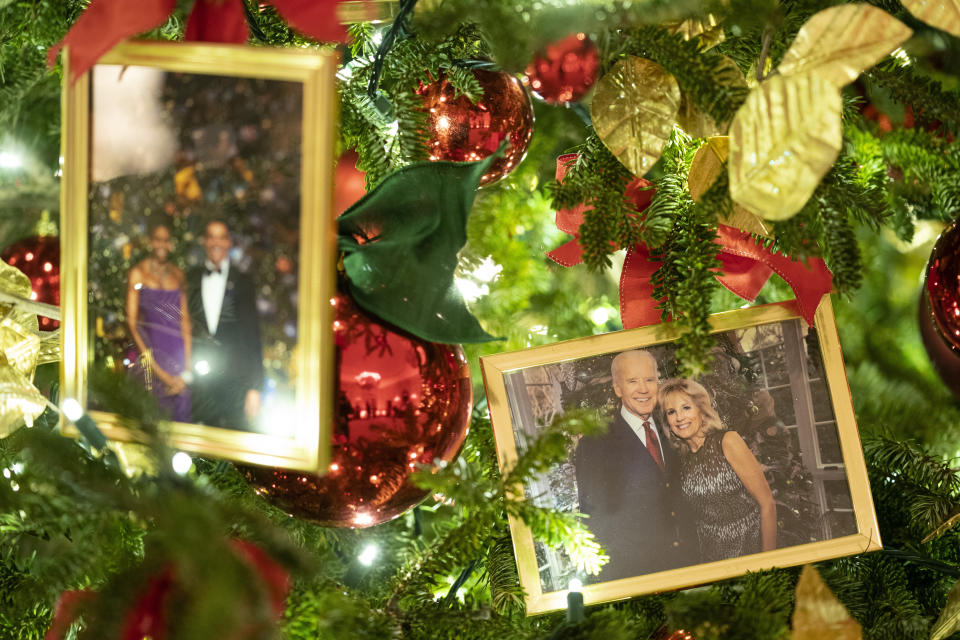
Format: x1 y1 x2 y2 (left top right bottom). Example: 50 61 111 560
60 42 338 471
480 298 880 614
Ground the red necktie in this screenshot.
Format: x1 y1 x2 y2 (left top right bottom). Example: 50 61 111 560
644 420 664 472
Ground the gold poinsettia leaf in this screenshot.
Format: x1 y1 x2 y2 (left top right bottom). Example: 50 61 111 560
931 577 960 640
728 73 842 221
0 351 47 436
903 0 960 38
591 56 681 177
664 14 725 48
777 3 912 88
792 565 862 640
676 55 746 137
688 137 773 238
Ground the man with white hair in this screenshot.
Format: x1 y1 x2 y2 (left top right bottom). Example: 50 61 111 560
574 349 686 581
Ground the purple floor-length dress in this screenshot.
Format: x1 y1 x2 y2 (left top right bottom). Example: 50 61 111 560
135 287 191 422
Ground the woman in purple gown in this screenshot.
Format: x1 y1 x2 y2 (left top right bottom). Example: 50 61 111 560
126 222 192 421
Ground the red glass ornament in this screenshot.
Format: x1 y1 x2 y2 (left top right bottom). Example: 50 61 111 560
418 68 534 186
335 150 367 216
2 235 60 330
524 33 600 105
241 292 472 527
920 218 960 396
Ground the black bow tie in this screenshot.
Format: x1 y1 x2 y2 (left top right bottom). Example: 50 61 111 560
204 267 221 276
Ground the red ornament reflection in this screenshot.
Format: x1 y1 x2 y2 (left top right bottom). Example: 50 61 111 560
335 150 367 216
418 69 534 186
921 217 960 396
241 292 472 527
2 235 60 330
523 33 600 105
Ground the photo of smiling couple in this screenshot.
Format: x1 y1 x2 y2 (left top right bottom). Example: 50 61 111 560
574 349 777 582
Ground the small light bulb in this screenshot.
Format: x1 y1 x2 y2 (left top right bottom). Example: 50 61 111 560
568 578 583 593
195 360 211 376
358 544 379 566
62 398 83 422
171 451 192 474
353 512 374 526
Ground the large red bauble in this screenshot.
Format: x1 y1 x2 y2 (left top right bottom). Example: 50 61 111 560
418 68 534 186
334 150 367 216
241 292 472 527
920 218 960 396
2 235 60 330
524 33 600 105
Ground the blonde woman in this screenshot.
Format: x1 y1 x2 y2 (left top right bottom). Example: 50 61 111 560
658 378 776 562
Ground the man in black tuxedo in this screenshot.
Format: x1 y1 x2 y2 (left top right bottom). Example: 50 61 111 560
574 350 686 582
186 219 264 431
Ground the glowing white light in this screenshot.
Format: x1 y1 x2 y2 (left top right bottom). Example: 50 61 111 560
568 578 583 593
0 151 22 169
2 469 9 479
589 307 611 326
358 544 379 566
62 398 83 422
354 512 374 526
171 451 193 474
891 47 912 66
471 256 502 283
195 360 211 376
11 463 22 474
455 277 488 303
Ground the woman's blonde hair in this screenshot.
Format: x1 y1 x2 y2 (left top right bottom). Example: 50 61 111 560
657 378 723 450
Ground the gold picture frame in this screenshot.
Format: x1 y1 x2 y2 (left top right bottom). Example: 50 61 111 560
60 41 338 471
480 298 880 614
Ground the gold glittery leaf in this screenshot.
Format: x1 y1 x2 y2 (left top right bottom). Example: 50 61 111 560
728 73 842 221
591 56 681 177
931 578 960 640
0 352 46 436
903 0 960 38
664 14 725 48
777 4 912 88
675 56 746 138
688 137 773 238
792 565 862 640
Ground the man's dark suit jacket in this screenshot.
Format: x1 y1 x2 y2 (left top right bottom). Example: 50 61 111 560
574 410 687 582
187 265 264 430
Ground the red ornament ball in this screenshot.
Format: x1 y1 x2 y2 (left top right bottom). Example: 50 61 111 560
524 33 600 104
241 292 472 527
2 235 60 330
334 150 367 216
418 68 534 186
920 218 960 396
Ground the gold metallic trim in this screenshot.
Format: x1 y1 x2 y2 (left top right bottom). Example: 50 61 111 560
337 0 401 24
61 41 338 472
480 298 880 614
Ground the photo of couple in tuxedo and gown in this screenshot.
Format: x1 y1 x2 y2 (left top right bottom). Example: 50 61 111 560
502 322 859 589
124 218 264 432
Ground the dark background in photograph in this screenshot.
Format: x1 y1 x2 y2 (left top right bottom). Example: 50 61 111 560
87 69 303 415
504 319 858 593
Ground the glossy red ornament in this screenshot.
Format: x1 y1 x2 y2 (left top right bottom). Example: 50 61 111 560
241 292 472 527
2 235 60 330
335 150 367 216
523 33 600 105
920 218 960 396
418 68 534 186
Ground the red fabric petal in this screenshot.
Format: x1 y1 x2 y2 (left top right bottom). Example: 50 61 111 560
619 245 664 329
45 590 97 640
231 539 291 617
185 0 249 43
271 0 349 43
47 0 176 83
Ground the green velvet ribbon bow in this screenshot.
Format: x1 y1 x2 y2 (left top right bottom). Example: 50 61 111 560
337 154 501 344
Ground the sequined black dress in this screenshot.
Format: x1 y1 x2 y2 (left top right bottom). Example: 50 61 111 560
679 429 761 562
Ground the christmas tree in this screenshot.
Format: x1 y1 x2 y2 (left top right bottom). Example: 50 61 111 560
3 0 960 638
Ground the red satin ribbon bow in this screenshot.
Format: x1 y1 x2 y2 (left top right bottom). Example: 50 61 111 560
547 154 834 328
49 0 350 83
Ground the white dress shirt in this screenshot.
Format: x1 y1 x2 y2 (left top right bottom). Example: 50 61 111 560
620 405 666 463
201 258 230 335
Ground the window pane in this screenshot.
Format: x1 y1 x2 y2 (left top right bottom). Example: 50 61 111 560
762 344 789 386
769 386 797 426
825 510 858 538
816 421 843 465
810 380 836 423
823 478 853 510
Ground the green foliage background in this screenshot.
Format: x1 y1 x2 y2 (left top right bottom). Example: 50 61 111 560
3 0 960 639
